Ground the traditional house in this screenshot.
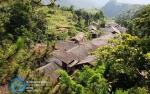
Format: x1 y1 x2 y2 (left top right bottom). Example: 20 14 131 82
89 25 97 31
111 26 120 34
54 40 78 51
37 62 62 84
45 57 63 68
117 27 127 33
106 22 120 28
91 33 116 47
52 41 98 72
66 41 97 72
52 50 79 72
71 32 85 43
90 21 99 29
100 28 114 35
89 30 99 38
67 41 97 61
76 55 97 69
88 23 99 39
51 23 126 73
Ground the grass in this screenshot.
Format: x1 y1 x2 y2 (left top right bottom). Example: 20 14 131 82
46 9 76 33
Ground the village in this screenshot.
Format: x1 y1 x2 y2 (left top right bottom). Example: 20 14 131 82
37 22 126 84
0 22 127 94
0 21 127 94
1 0 150 93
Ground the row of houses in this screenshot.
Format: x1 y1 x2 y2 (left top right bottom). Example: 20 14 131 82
89 22 126 38
0 22 126 94
38 22 127 84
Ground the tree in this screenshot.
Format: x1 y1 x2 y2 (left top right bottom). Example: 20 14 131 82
114 5 145 27
4 0 49 43
16 37 25 51
124 4 150 37
69 5 74 12
6 0 33 40
87 74 108 94
94 10 106 27
56 70 84 94
133 4 150 37
94 34 150 92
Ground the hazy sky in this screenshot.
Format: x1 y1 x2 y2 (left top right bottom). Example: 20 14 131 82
117 0 150 4
44 0 150 5
99 0 150 6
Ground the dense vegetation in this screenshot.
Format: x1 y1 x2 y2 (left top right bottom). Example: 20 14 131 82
0 0 150 94
56 4 150 94
115 4 146 27
57 33 150 94
115 4 150 37
0 0 106 93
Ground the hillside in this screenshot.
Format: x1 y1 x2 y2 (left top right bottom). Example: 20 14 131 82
1 0 150 94
114 4 146 26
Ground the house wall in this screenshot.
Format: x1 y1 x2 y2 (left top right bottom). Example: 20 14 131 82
62 62 67 70
68 67 75 75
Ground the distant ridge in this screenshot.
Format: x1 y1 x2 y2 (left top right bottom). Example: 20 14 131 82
101 0 132 17
43 0 131 17
42 0 146 18
42 0 103 9
55 0 102 9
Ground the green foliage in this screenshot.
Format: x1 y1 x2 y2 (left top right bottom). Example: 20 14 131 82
16 37 25 50
0 1 53 93
93 10 106 27
74 65 109 94
0 60 4 67
75 66 95 86
57 31 68 40
6 0 32 38
68 28 78 37
114 89 128 94
74 8 106 28
94 34 150 92
127 87 148 94
3 1 150 94
84 32 92 40
75 19 86 32
1 0 49 43
118 4 150 37
56 65 110 94
60 6 69 11
132 4 150 37
69 5 74 12
87 74 108 94
115 4 145 26
56 70 84 94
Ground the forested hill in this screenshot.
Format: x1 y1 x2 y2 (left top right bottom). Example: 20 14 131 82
114 4 146 26
101 0 145 18
101 0 131 17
